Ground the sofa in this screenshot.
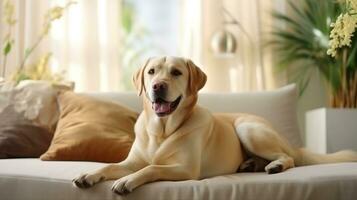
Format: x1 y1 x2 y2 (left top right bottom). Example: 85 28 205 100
1 84 357 200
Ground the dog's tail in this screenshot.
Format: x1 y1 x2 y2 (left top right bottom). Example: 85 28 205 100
295 148 357 166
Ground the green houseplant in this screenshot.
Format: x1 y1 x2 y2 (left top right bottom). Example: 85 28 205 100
270 0 357 108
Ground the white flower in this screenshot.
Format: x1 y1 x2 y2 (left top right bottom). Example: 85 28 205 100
2 0 16 25
45 7 65 21
327 13 357 57
41 2 76 36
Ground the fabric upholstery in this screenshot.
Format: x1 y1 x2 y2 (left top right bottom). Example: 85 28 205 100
199 84 301 146
40 91 138 163
0 106 53 158
0 81 71 158
1 159 357 200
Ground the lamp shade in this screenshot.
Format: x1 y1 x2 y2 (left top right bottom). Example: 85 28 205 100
211 29 237 55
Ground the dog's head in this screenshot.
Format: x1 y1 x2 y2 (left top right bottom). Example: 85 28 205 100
133 56 206 117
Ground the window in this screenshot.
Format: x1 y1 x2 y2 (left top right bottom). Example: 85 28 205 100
120 0 180 90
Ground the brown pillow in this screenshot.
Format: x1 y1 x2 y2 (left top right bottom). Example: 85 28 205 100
0 106 53 158
40 91 138 163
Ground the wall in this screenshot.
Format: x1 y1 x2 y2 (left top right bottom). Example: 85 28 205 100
296 69 327 145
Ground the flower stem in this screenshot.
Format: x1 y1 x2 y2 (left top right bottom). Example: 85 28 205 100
341 48 348 107
19 34 46 70
2 55 7 77
354 72 357 107
1 22 14 78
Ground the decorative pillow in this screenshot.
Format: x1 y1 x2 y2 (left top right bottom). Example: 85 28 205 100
1 80 74 131
199 84 302 147
40 91 138 163
0 80 73 158
0 106 53 158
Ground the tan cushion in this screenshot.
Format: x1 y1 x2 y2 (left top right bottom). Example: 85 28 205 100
40 91 138 163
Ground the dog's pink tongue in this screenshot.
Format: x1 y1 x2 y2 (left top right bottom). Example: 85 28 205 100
153 103 171 113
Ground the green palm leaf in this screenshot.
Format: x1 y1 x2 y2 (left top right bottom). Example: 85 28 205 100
270 0 342 96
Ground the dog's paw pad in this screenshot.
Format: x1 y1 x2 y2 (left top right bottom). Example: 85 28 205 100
266 164 283 174
112 179 133 195
72 174 103 189
73 176 93 188
113 187 130 195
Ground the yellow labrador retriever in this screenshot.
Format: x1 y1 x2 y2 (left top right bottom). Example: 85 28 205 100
73 56 357 195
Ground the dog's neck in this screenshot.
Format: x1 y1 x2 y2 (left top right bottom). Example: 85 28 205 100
142 95 197 138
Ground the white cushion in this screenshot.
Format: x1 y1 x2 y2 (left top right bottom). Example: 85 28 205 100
1 159 357 200
199 84 301 147
0 80 72 130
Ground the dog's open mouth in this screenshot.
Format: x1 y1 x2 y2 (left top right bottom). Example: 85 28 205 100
152 96 182 117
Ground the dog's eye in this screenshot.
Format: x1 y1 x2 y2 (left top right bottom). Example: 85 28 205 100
171 69 182 77
148 69 155 75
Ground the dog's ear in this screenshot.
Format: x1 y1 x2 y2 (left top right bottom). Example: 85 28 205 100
133 58 151 96
186 59 207 95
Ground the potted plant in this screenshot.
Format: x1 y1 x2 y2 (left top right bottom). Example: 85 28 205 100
271 0 357 153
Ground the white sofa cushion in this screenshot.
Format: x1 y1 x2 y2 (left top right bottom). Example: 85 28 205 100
1 159 357 200
199 84 301 147
86 84 302 147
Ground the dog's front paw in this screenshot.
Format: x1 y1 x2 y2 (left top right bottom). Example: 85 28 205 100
72 173 104 188
111 175 137 195
265 161 284 174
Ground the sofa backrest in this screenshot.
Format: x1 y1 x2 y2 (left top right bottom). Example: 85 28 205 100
84 84 301 147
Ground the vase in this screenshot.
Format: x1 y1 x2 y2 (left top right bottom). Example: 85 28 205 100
305 108 357 153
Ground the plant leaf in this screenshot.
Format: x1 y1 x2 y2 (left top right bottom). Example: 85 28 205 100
269 0 342 96
24 48 31 57
3 41 12 55
347 36 357 69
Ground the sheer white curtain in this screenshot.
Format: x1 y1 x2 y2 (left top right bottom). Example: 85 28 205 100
0 0 122 92
2 0 285 92
0 0 50 78
180 0 203 66
50 0 121 91
181 0 287 92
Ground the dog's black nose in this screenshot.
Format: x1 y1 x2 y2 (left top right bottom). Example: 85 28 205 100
152 82 167 99
153 82 167 92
